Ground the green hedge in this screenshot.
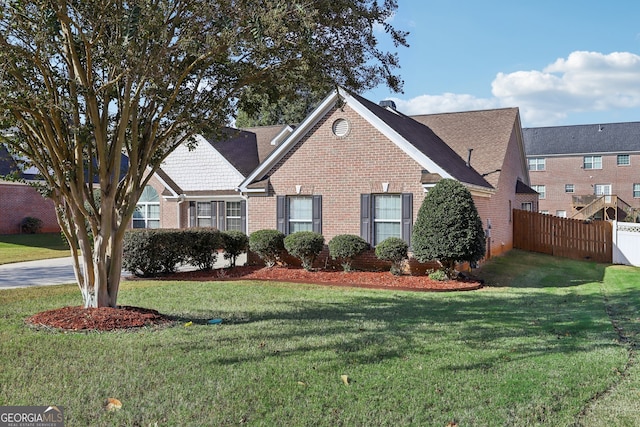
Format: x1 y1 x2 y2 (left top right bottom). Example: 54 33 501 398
222 230 249 268
284 231 325 271
249 229 285 267
374 237 408 275
328 234 369 272
123 228 224 277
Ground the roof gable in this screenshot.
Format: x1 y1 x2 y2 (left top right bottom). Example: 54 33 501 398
159 132 248 193
523 122 640 156
412 107 521 188
240 88 492 191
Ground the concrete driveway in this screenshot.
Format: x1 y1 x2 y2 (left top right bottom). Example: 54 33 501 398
0 253 246 289
0 257 77 289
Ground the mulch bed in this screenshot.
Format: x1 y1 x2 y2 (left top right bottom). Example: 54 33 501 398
25 266 483 332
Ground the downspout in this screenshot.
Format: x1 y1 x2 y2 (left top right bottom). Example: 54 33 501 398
177 194 186 228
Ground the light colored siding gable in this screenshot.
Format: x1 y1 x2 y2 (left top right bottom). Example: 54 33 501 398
160 135 245 191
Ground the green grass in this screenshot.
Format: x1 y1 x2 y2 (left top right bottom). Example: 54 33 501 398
0 233 69 264
0 250 638 426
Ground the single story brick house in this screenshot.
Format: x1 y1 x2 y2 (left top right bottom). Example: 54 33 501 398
238 87 537 263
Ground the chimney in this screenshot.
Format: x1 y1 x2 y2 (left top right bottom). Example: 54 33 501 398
466 148 473 167
379 100 397 110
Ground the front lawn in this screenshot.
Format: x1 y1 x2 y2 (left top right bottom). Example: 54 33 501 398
0 251 637 426
0 233 69 264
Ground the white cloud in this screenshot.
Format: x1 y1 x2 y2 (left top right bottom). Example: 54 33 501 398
395 51 640 126
389 93 499 116
494 51 640 124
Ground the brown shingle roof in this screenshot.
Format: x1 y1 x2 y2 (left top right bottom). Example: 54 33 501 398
240 125 291 162
350 92 492 189
411 108 520 188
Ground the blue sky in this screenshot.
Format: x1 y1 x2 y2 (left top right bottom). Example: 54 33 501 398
363 1 640 127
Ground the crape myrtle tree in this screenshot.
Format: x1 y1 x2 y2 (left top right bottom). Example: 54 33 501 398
411 179 486 278
0 0 407 308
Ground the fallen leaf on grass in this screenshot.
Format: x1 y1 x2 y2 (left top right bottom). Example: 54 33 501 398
184 321 193 327
105 398 122 411
341 374 350 385
297 381 307 386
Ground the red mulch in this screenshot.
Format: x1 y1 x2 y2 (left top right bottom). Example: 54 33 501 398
25 305 173 332
26 266 483 332
159 265 484 293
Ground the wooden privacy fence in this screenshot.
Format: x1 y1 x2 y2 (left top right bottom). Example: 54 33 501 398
513 209 612 263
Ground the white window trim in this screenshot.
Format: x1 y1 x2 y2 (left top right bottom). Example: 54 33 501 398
583 155 602 170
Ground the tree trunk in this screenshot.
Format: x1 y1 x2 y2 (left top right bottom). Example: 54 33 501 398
59 193 127 309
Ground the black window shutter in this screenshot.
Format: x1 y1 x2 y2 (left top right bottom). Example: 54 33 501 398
360 194 371 244
312 195 322 234
211 201 217 229
276 195 286 233
240 200 247 233
218 201 226 230
189 201 196 227
401 193 413 246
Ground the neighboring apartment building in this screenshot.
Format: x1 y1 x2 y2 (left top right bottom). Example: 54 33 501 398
523 122 640 221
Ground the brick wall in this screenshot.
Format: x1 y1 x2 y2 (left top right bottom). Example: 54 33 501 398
145 175 182 228
529 153 640 216
0 182 60 234
247 103 527 265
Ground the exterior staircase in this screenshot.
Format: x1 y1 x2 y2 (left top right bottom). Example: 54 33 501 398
571 194 631 221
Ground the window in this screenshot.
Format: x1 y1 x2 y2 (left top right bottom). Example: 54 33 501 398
531 185 546 199
540 210 549 215
565 184 575 193
226 201 242 231
521 202 533 211
277 195 322 234
189 200 246 232
133 186 160 228
373 195 402 245
634 184 640 198
617 154 630 166
360 193 412 246
594 184 612 196
288 196 313 233
196 202 212 227
556 210 567 218
528 158 546 171
583 155 602 170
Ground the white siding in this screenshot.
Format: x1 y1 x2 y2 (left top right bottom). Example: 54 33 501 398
160 136 245 191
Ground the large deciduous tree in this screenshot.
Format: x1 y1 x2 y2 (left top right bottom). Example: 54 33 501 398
0 0 407 308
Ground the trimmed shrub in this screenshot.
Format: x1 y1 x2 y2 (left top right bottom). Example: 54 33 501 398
328 234 369 272
123 229 187 277
375 237 408 275
222 230 249 267
284 231 325 271
428 269 448 281
249 229 285 267
20 216 43 234
412 178 486 278
183 228 222 270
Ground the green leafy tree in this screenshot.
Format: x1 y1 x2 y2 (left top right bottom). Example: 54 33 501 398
0 0 407 308
235 86 327 127
412 179 486 278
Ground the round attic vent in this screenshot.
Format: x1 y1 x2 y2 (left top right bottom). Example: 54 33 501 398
332 118 350 137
